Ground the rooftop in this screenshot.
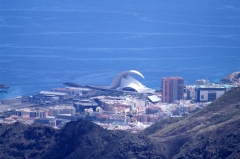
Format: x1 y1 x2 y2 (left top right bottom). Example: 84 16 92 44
39 91 68 96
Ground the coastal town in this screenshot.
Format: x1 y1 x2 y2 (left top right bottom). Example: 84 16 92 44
1 71 240 132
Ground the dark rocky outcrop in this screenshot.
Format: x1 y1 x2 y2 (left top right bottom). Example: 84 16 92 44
41 120 164 159
0 122 56 159
220 71 240 84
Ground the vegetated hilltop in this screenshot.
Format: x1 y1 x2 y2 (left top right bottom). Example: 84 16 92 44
0 120 165 159
0 87 240 159
0 122 56 159
41 120 164 159
143 87 240 159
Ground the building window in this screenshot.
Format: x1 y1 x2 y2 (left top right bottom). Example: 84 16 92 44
208 92 216 101
201 95 204 99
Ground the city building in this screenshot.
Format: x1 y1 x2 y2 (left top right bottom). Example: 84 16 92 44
52 87 92 96
147 95 161 103
39 91 68 97
14 107 48 118
135 114 159 123
195 86 226 102
110 70 154 93
101 99 133 112
64 70 155 94
47 105 76 116
52 88 75 95
57 114 84 121
73 99 98 112
34 118 50 125
186 85 196 100
195 79 209 86
133 98 146 111
162 77 184 103
146 107 161 114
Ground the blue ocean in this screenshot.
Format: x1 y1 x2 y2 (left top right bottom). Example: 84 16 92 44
1 1 240 99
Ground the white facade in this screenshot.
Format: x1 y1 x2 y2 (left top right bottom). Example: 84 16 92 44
14 108 48 118
195 87 226 102
195 79 209 85
198 90 225 101
134 99 145 107
110 70 154 93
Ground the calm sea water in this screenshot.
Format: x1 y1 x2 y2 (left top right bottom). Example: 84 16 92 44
1 1 240 99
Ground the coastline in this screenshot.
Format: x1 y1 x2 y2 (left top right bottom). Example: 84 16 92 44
220 71 240 84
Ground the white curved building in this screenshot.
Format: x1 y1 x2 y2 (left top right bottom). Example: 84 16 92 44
110 70 154 93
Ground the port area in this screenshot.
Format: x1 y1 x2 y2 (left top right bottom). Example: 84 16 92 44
0 98 36 112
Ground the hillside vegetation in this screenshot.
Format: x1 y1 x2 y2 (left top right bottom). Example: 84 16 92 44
143 87 240 158
0 87 240 159
0 122 55 159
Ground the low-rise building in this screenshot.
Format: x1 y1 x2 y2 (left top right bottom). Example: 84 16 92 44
14 107 48 118
195 79 209 86
73 99 98 112
195 86 226 102
47 105 76 116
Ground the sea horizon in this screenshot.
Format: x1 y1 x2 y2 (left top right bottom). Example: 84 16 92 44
1 1 240 99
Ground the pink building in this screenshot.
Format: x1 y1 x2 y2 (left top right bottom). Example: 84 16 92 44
162 77 184 103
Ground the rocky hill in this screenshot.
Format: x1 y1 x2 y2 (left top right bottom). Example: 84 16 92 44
41 120 164 159
0 87 240 159
0 120 164 159
220 71 240 84
0 122 56 159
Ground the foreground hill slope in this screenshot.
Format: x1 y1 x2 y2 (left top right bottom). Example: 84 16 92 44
0 121 165 159
0 122 56 159
41 120 164 159
0 87 239 159
143 87 240 158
